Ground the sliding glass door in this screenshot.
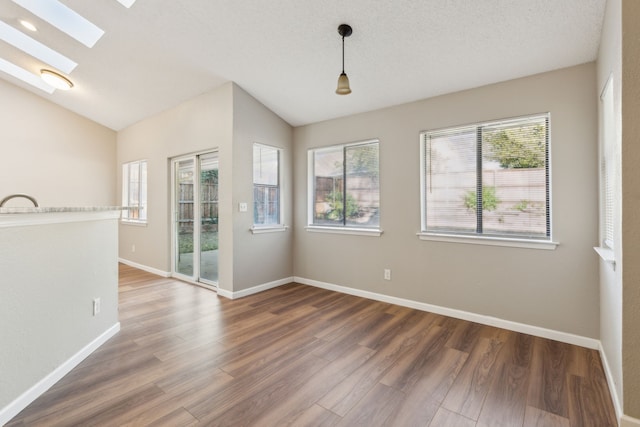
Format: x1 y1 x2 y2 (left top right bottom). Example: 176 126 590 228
172 152 218 287
199 153 219 284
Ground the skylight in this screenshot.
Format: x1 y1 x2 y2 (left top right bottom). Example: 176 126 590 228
0 20 77 73
12 0 105 48
0 57 53 93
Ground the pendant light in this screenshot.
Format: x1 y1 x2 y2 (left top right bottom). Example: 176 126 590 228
336 24 352 95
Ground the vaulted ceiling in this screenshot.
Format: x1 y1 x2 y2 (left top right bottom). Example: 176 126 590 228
0 0 607 130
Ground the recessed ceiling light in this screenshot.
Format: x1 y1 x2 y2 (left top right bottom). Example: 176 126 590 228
0 58 54 93
116 0 137 8
11 0 104 48
19 19 37 32
40 69 73 90
0 20 77 73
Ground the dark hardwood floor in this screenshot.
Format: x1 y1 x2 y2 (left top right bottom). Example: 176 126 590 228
7 264 616 426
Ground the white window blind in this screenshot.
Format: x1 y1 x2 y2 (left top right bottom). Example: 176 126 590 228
253 143 280 226
601 77 615 248
422 114 550 240
122 160 147 222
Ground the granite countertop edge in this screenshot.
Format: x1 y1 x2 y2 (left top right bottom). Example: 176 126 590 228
0 206 127 214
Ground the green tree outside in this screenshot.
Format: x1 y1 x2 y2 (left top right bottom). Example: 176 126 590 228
484 124 546 169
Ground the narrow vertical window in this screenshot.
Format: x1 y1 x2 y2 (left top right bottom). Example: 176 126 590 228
253 144 281 227
122 160 147 223
601 77 615 248
309 140 380 230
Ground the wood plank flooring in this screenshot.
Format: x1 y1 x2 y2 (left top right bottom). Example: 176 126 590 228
7 264 617 426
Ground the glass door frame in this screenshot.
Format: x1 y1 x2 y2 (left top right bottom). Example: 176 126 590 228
170 150 218 289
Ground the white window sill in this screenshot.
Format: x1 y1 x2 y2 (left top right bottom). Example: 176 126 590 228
250 225 288 234
594 246 616 270
120 220 147 227
306 226 383 237
417 232 558 250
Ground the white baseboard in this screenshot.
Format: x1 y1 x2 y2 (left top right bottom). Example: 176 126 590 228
0 323 120 426
118 258 170 277
216 288 233 299
599 342 623 421
622 415 640 427
293 276 599 350
599 350 640 427
116 259 289 300
218 276 294 300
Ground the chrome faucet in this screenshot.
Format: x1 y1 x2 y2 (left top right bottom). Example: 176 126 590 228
0 194 39 207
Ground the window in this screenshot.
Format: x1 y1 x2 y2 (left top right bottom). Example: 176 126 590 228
253 144 281 227
122 160 147 223
308 140 380 231
601 77 615 249
421 114 550 241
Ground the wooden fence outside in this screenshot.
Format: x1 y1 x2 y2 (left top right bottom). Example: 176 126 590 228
177 183 218 233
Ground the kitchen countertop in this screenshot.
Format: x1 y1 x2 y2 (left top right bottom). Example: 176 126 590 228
0 206 127 214
0 207 126 227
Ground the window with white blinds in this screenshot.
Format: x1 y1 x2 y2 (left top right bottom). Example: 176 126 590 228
122 160 147 223
421 114 550 240
253 143 281 227
601 77 615 248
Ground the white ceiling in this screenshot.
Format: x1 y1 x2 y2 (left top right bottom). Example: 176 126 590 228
0 0 607 131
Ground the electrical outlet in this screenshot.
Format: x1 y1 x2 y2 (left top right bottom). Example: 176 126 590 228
93 298 101 316
131 244 136 253
384 269 391 281
239 202 248 212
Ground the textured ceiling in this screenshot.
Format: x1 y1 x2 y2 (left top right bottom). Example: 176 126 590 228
0 0 606 130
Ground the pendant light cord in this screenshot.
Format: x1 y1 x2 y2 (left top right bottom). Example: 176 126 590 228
341 36 345 74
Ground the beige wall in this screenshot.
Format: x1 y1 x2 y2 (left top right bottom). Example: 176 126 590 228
597 0 624 415
117 83 293 293
0 215 119 418
117 83 234 289
0 76 117 422
621 0 640 419
231 86 293 291
293 63 599 338
597 0 640 421
0 80 116 207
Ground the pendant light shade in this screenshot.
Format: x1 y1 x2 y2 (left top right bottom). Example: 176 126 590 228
336 72 351 95
335 24 352 95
